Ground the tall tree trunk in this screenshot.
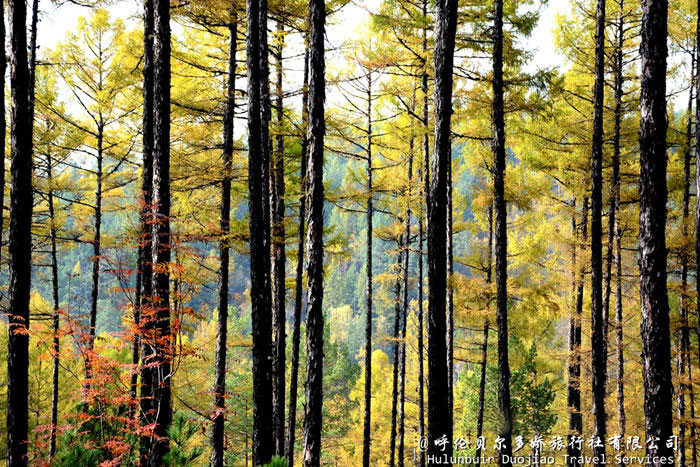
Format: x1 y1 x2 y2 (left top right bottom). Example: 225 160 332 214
138 0 155 458
246 0 273 463
146 0 173 460
611 4 626 461
677 47 694 467
210 12 237 467
362 70 374 467
639 0 674 462
397 96 414 467
475 204 493 461
446 146 454 420
27 0 37 120
271 18 286 458
390 244 402 467
46 149 60 459
302 0 326 462
568 197 587 466
286 42 309 467
417 4 428 464
427 0 457 457
590 0 607 460
6 0 33 459
86 123 103 388
0 0 6 276
493 1 513 463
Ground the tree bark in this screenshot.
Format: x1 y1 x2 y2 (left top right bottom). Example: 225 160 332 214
568 197 587 466
0 0 6 275
427 0 457 457
302 0 326 462
246 0 274 463
590 0 607 459
286 41 309 467
446 143 454 421
146 0 173 460
138 0 155 458
210 11 237 467
46 149 60 459
639 0 674 462
271 18 286 458
493 1 513 463
390 244 403 467
6 0 33 459
362 70 374 467
476 204 493 461
86 123 103 387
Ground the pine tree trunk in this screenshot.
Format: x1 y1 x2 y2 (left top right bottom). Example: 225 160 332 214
427 0 457 457
286 41 309 467
138 0 155 458
146 0 173 460
390 245 403 467
46 149 60 459
271 18 286 458
476 204 493 461
0 0 5 274
493 1 513 463
590 0 607 459
362 70 374 467
568 197 587 466
302 0 326 462
86 124 103 388
446 148 454 420
246 0 274 463
210 12 237 467
6 0 33 459
639 0 674 461
397 97 414 467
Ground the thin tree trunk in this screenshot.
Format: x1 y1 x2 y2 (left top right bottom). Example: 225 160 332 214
138 0 155 459
246 0 273 463
390 244 403 467
46 148 60 459
568 197 587 466
286 42 309 467
397 93 415 467
6 0 33 459
0 0 6 277
302 0 326 462
146 0 173 460
271 18 286 458
615 210 625 464
362 69 374 467
427 0 457 458
493 1 513 463
446 144 454 421
210 11 237 467
590 0 607 459
86 124 103 388
475 204 493 461
639 0 674 462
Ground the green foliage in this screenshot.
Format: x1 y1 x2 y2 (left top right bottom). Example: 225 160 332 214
163 411 205 466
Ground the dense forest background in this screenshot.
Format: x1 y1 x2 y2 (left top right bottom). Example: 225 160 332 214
0 0 695 464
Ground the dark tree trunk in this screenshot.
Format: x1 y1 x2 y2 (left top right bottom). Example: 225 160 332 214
138 0 155 458
362 70 374 467
0 0 6 274
611 4 626 460
302 0 326 463
590 0 607 460
390 245 403 467
46 149 60 459
146 0 173 460
246 0 274 463
397 98 414 467
27 0 37 120
567 197 587 466
639 0 674 462
210 12 237 467
6 0 33 459
427 0 457 457
446 147 454 420
475 204 493 462
677 47 694 467
493 1 513 463
286 42 309 467
86 124 103 388
271 18 286 458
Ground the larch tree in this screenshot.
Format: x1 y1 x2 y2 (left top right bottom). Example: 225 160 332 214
639 0 674 462
302 0 326 462
6 0 34 462
427 0 457 458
